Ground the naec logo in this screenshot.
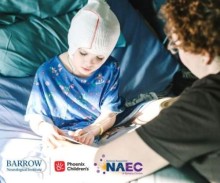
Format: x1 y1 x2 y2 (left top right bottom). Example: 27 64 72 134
94 154 143 175
54 161 65 172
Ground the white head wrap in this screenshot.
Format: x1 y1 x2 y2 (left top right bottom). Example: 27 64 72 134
67 0 120 58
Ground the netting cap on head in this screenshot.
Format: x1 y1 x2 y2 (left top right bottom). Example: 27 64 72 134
68 0 120 58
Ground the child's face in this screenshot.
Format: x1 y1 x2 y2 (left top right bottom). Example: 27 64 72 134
70 48 106 77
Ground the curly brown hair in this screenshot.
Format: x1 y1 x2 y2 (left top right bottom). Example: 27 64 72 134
160 0 220 58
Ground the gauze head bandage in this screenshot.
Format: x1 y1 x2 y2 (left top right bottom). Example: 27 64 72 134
67 0 120 58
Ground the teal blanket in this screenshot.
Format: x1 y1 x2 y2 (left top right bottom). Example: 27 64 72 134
0 0 87 77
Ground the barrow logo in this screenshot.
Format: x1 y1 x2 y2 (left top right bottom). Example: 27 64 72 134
54 161 65 172
6 157 47 173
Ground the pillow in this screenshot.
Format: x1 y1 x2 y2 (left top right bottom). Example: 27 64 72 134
0 0 126 77
117 33 126 47
108 0 180 104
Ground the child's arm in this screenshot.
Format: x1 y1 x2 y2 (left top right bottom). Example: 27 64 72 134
69 112 117 145
29 119 65 148
87 112 117 136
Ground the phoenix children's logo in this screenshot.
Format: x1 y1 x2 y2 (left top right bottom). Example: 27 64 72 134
94 154 143 175
54 161 65 172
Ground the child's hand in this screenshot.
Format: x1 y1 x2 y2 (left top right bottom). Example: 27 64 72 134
69 129 95 145
39 122 65 149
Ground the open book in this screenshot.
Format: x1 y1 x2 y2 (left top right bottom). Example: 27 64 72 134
62 121 140 146
61 102 145 146
97 122 140 146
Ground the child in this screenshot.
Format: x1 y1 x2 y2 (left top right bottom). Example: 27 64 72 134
25 0 124 147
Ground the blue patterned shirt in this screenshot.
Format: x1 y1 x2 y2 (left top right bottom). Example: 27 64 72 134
25 55 124 131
